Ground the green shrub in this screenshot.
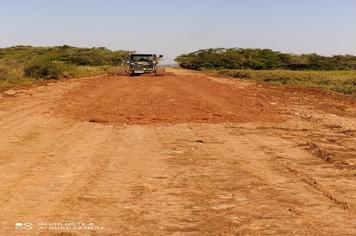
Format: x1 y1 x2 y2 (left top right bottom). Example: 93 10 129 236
24 59 62 80
175 48 356 71
0 46 131 89
0 46 131 67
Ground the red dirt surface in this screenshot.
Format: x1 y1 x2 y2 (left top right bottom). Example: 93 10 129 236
0 69 355 235
57 71 282 124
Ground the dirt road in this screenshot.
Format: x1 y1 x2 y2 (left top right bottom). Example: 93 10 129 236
0 69 355 235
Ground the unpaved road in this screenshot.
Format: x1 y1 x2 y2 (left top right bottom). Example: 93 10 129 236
0 69 355 235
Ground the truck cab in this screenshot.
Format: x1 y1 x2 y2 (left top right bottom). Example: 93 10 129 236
127 54 164 76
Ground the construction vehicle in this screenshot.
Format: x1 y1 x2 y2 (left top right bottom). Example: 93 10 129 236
126 54 165 76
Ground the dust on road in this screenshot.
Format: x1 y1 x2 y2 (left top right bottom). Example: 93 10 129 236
0 69 355 235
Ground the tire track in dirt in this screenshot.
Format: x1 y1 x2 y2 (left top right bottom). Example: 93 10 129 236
0 120 114 232
256 138 355 208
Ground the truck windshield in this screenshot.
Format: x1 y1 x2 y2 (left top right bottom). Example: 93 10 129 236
131 55 153 62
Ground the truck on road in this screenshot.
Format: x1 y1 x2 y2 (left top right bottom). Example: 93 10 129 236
127 54 165 76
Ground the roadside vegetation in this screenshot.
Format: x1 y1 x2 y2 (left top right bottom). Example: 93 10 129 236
210 70 356 95
176 48 356 95
0 45 130 90
175 48 356 71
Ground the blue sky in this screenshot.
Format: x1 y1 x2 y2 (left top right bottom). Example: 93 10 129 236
0 0 355 63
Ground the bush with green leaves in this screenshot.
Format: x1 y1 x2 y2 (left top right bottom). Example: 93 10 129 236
0 45 131 67
175 48 356 71
24 59 62 80
0 46 131 89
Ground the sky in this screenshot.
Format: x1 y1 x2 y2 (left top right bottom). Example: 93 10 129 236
0 0 355 63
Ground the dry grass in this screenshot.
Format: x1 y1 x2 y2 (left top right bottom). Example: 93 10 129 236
0 60 112 90
211 69 356 95
0 62 35 90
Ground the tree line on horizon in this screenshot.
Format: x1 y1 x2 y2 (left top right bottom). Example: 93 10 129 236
175 48 356 71
0 45 130 66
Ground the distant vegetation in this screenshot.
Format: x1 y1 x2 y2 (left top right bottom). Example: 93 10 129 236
176 48 356 95
0 45 130 89
209 69 356 95
175 48 356 71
